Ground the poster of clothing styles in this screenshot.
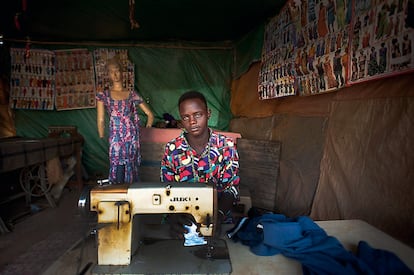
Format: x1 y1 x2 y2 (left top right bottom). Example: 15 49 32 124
93 48 135 93
9 48 56 110
259 4 296 99
348 0 414 84
55 49 96 110
260 0 352 99
259 0 414 99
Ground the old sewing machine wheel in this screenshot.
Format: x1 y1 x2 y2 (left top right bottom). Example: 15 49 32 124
19 164 52 197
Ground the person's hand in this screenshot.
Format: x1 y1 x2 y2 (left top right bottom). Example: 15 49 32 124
166 213 196 239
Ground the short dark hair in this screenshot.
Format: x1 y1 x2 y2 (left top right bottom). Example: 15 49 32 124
178 90 207 109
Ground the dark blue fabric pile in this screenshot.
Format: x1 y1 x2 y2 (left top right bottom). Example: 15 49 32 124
227 213 413 275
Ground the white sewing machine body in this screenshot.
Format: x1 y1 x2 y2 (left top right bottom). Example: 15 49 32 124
89 182 217 265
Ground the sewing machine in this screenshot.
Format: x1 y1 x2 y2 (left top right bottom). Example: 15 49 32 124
83 182 219 267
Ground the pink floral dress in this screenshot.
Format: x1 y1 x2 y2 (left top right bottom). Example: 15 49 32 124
96 89 142 183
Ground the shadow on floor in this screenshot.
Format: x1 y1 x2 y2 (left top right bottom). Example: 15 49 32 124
0 186 96 275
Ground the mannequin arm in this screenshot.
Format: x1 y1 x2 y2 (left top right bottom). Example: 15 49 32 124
139 102 154 128
96 101 105 138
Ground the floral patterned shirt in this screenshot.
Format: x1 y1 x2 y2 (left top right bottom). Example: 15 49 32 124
160 129 240 199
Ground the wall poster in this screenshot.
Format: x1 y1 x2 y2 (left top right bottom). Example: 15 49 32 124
9 48 56 110
348 0 414 84
259 5 296 100
55 49 96 110
259 0 414 100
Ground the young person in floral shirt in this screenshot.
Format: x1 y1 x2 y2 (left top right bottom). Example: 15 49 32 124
160 90 240 238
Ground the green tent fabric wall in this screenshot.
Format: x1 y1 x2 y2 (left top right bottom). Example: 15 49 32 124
14 44 234 178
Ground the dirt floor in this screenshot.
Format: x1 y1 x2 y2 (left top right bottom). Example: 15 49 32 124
0 185 95 275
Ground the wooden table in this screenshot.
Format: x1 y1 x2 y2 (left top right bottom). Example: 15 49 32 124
0 126 83 223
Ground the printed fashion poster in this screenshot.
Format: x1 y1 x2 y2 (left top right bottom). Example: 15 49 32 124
93 48 135 93
259 4 296 99
348 0 414 84
55 49 96 110
9 48 56 110
259 0 413 99
259 0 352 99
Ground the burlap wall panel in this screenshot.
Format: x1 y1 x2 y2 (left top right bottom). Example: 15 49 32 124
230 115 327 217
237 138 281 211
229 116 277 140
270 115 327 217
231 62 334 118
311 97 414 246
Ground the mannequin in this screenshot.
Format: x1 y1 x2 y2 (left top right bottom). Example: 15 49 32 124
96 56 154 184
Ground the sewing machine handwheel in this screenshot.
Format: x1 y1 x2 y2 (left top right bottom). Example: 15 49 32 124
19 164 52 197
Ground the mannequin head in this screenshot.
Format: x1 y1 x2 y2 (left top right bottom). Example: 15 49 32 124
106 56 124 83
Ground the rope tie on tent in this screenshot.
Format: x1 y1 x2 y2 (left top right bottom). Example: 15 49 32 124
14 0 28 31
25 37 31 59
129 0 140 29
